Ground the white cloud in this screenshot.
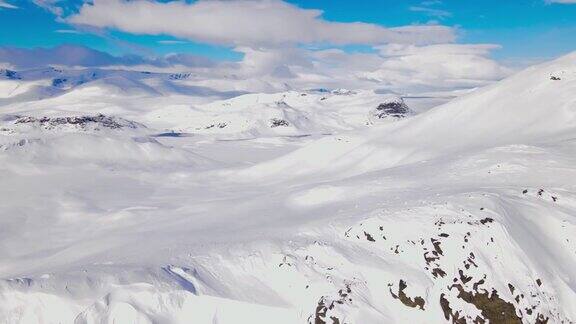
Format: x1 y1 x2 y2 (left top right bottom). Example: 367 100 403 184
0 0 17 9
0 0 512 95
158 40 188 45
55 29 82 34
547 0 576 3
67 0 456 47
0 42 510 94
32 0 64 15
361 44 512 91
190 43 511 93
410 6 451 18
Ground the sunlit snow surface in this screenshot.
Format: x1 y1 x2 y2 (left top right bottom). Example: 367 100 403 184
0 54 575 323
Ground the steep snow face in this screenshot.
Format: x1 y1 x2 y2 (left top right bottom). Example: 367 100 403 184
0 54 576 324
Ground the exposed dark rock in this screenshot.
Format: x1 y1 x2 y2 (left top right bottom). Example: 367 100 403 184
508 283 515 294
431 238 444 255
51 78 68 87
1 69 20 80
452 284 522 324
14 114 141 130
312 285 351 324
169 73 192 80
390 280 425 310
459 270 473 284
363 231 375 242
535 314 549 323
472 278 486 292
432 267 447 278
270 118 290 127
314 298 329 324
440 293 468 323
373 100 411 119
424 251 439 265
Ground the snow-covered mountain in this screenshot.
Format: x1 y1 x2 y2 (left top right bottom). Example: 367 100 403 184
146 89 414 138
0 67 417 139
0 53 575 324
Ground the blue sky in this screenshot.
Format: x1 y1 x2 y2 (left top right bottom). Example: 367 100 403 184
293 0 576 62
0 0 575 65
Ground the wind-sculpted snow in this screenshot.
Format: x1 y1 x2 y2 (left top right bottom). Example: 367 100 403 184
0 54 576 323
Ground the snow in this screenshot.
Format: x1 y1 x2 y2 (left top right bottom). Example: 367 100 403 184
0 53 575 323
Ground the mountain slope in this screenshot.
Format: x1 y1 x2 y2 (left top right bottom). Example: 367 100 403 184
0 54 575 323
239 52 576 180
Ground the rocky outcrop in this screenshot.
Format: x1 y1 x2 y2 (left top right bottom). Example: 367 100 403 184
371 99 412 119
13 114 144 131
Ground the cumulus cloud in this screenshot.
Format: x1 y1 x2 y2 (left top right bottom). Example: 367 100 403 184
0 41 511 94
0 0 512 95
360 44 512 91
278 44 509 91
188 43 511 93
66 0 456 47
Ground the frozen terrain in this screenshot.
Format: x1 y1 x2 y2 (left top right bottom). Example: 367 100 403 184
0 52 575 324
